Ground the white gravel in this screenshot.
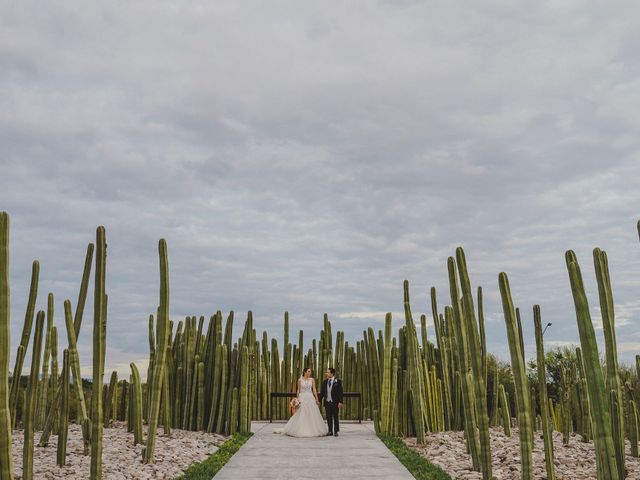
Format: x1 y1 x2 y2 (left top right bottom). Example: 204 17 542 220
405 427 640 480
11 421 227 479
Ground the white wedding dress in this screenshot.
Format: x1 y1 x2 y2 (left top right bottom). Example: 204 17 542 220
282 377 327 437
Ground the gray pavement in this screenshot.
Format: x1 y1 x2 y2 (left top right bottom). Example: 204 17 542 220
213 421 414 480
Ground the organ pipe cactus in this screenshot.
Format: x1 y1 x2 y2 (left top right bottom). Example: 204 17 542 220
402 280 426 444
9 259 38 430
23 311 45 480
498 384 511 437
533 305 555 480
565 250 619 480
498 272 532 480
130 363 144 445
630 400 639 458
143 239 170 463
91 226 107 480
380 313 393 434
240 346 249 432
37 294 54 430
57 349 70 467
50 325 58 434
456 248 492 479
74 243 94 338
0 212 14 480
63 299 89 454
593 248 625 478
446 260 480 470
104 371 118 427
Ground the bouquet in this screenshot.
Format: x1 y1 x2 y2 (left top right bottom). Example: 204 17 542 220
290 397 300 415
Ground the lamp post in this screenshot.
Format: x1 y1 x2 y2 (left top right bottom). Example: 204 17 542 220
542 322 552 336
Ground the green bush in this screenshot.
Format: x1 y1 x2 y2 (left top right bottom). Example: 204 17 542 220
378 434 452 480
174 432 252 480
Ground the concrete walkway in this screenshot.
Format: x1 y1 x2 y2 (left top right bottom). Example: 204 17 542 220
213 421 414 480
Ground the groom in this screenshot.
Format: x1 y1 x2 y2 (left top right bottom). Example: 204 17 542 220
320 367 343 436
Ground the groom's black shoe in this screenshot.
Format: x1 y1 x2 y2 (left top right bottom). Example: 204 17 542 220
326 432 333 436
334 432 339 437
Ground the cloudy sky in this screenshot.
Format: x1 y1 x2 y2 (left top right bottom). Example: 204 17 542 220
2 1 639 377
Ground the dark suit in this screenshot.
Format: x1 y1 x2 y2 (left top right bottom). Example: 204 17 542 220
320 378 343 434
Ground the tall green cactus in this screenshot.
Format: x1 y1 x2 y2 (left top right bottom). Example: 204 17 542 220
9 259 38 430
130 363 144 446
402 280 426 444
446 260 480 470
91 226 107 480
565 250 619 480
63 299 89 454
498 272 532 480
36 294 54 430
143 239 170 463
498 383 511 436
240 346 249 432
0 212 14 480
629 400 638 458
593 248 625 478
380 313 393 433
23 311 45 480
74 243 94 338
104 372 118 427
57 349 70 467
456 248 492 479
533 305 555 480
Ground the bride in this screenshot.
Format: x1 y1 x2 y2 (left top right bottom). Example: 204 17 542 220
282 368 327 437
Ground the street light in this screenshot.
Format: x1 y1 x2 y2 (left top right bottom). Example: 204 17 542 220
542 322 552 336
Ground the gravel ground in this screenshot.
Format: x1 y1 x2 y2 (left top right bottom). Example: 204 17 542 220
11 421 227 479
404 427 640 480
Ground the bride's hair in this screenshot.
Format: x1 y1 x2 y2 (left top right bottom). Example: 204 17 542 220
301 367 311 377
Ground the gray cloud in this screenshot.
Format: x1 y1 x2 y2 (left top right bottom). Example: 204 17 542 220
1 0 639 376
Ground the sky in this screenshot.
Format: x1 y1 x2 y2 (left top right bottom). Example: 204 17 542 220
2 1 639 377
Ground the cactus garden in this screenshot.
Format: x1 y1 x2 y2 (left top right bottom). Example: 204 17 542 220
0 210 638 478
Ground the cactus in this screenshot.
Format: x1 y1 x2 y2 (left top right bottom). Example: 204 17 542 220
23 310 45 480
104 371 118 427
91 226 107 480
533 305 555 480
0 212 14 480
130 363 144 445
431 287 453 431
456 248 492 479
630 400 639 458
9 260 38 430
215 345 229 434
498 272 532 480
593 248 625 478
498 384 511 436
446 259 480 469
63 299 90 453
57 349 70 467
74 243 94 338
402 280 426 444
229 387 239 435
240 346 249 432
380 313 393 434
143 239 170 463
36 294 53 430
565 250 619 479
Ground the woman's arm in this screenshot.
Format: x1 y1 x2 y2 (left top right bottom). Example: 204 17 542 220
313 379 320 404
